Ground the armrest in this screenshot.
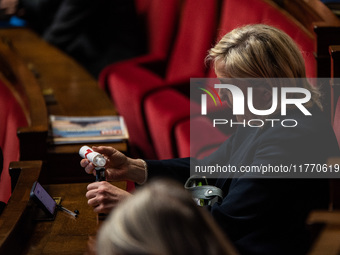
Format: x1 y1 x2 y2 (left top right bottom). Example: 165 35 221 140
9 160 42 192
0 160 43 255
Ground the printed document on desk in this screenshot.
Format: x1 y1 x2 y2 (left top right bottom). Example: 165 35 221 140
49 115 129 144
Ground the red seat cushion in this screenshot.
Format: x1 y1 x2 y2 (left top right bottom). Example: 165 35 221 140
107 64 167 158
175 116 231 159
144 89 200 159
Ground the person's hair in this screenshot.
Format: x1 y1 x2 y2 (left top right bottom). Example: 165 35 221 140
206 24 322 110
97 179 238 255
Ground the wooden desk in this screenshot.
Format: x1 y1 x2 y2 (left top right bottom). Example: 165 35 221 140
0 28 128 183
24 183 98 255
0 28 116 117
307 210 340 255
0 161 126 255
24 182 126 255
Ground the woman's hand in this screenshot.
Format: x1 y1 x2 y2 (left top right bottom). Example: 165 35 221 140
86 181 131 214
80 146 147 184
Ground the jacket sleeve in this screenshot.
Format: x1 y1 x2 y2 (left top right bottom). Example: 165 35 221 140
144 135 235 184
145 158 191 184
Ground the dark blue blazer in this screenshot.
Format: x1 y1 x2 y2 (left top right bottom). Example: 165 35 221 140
146 106 340 255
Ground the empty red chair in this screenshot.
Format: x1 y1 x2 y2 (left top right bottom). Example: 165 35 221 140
144 89 199 159
144 84 232 160
0 79 28 204
99 0 180 90
102 0 219 159
141 0 260 159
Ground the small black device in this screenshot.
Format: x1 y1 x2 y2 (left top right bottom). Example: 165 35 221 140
95 167 106 181
30 181 57 218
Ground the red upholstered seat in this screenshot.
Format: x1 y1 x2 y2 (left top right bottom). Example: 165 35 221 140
144 89 200 159
100 0 219 158
144 82 233 160
144 88 231 159
143 0 316 160
100 0 318 160
217 0 263 35
0 79 28 204
174 116 231 159
99 0 180 91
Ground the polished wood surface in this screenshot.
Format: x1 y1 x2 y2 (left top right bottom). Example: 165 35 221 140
0 161 42 255
0 28 117 117
0 160 126 255
278 0 340 32
0 35 48 160
307 210 340 255
23 182 126 255
273 0 340 78
0 28 128 183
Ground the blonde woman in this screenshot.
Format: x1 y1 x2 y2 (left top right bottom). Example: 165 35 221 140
96 179 238 255
82 25 340 255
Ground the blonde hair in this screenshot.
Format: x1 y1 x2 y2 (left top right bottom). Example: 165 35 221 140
206 24 322 110
97 179 238 255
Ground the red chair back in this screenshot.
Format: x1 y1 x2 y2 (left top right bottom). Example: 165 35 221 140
0 78 28 204
136 0 180 58
165 0 219 82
